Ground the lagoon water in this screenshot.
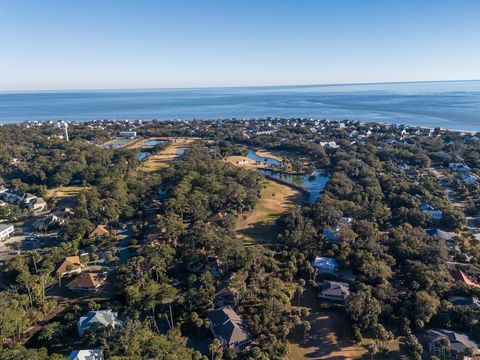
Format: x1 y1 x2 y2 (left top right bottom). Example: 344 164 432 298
246 148 329 202
0 80 479 130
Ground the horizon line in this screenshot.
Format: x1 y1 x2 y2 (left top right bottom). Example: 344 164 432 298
0 78 479 94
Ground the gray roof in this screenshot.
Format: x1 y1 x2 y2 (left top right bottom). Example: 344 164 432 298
322 226 341 244
448 296 480 309
427 329 479 354
209 306 250 345
78 310 120 331
426 228 453 241
320 280 350 298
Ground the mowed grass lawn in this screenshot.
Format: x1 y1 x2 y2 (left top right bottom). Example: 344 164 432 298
46 185 86 207
236 179 301 245
142 138 195 172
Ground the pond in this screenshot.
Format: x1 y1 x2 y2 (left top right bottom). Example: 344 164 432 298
104 139 130 149
176 149 186 155
137 152 150 160
143 140 166 147
258 169 329 203
246 149 282 167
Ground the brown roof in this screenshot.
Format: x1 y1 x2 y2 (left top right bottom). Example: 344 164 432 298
57 256 84 274
67 273 103 290
89 225 109 238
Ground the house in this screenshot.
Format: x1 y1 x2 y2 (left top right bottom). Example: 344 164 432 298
57 256 85 277
420 204 443 220
77 309 123 336
428 210 443 220
68 349 103 360
89 225 110 239
448 296 480 309
0 224 14 243
0 185 8 195
215 284 239 308
462 174 478 186
31 197 47 212
319 280 350 302
426 228 453 242
339 216 353 225
426 329 480 360
313 257 338 274
22 193 37 205
118 131 137 138
208 306 252 351
320 141 340 149
452 270 480 289
449 163 471 173
420 203 434 212
32 214 63 230
322 226 342 244
67 273 105 293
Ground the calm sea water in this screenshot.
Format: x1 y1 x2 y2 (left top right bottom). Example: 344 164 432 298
0 80 479 130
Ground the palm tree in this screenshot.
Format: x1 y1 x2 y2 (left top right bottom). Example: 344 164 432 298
209 339 223 360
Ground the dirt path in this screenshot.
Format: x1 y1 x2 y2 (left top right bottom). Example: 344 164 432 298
288 288 365 360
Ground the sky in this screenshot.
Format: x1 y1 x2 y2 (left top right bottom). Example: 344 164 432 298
0 0 479 91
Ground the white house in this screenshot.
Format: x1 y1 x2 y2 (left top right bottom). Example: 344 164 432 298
0 224 14 243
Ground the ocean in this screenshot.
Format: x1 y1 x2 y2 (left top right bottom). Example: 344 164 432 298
0 80 479 130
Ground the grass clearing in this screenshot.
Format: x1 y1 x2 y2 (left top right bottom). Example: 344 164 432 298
236 179 301 245
46 185 86 207
46 186 84 198
226 155 261 169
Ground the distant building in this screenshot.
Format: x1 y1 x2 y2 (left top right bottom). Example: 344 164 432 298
118 131 137 138
0 224 14 242
68 349 103 360
208 306 252 351
67 273 105 293
318 280 350 302
313 257 338 274
77 310 123 336
426 329 480 360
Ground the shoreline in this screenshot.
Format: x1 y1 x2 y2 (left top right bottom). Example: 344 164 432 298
1 117 477 134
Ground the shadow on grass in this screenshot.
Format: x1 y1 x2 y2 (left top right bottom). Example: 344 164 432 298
288 287 364 360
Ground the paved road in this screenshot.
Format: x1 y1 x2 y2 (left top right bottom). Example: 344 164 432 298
117 224 134 266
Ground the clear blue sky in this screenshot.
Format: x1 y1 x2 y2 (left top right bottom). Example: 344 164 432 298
1 0 479 91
